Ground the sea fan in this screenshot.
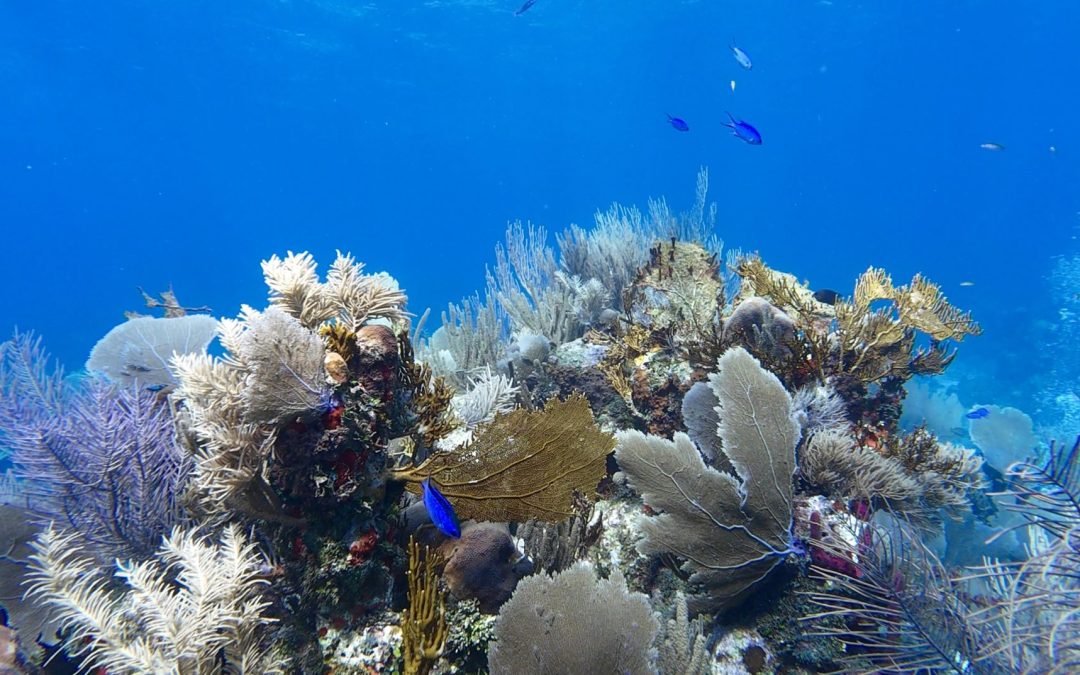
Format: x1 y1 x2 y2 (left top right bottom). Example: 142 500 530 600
234 305 332 424
86 315 219 389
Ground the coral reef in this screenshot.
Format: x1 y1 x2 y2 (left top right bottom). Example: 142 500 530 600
4 176 1022 675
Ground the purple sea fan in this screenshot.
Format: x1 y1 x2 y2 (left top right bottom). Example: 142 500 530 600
0 332 190 560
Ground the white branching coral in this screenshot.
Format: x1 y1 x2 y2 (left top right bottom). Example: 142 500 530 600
26 524 279 675
261 250 407 330
450 368 518 429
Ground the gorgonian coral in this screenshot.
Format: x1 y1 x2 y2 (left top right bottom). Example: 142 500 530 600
394 394 612 523
27 524 279 675
616 346 801 610
0 332 189 560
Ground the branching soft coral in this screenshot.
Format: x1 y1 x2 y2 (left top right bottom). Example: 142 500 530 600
262 250 407 330
802 516 985 674
26 524 279 675
801 427 983 524
965 437 1080 672
1 332 190 560
733 256 979 386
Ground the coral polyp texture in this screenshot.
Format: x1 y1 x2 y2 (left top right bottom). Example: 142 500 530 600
4 174 1072 675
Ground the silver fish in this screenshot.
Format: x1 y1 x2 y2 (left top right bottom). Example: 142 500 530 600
730 41 752 70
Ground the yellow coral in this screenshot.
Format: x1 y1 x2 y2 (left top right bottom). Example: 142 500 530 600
835 268 979 382
735 254 832 323
394 395 612 523
401 536 448 675
319 322 358 363
397 333 459 447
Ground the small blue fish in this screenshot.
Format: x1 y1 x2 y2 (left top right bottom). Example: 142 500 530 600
667 114 690 132
722 112 762 145
514 0 537 16
144 384 168 392
421 478 461 538
966 407 990 420
730 41 752 70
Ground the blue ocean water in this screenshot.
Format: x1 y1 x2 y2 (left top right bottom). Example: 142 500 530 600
2 0 1077 424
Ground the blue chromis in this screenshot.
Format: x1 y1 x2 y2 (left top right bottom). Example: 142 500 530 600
667 114 690 132
966 407 990 420
730 41 752 69
722 112 762 145
421 478 461 538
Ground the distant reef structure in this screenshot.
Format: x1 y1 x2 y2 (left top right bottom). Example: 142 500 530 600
1 168 1074 675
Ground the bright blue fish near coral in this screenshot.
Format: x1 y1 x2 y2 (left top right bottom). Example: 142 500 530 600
730 40 753 69
667 114 690 132
722 112 762 145
422 478 461 538
966 407 990 419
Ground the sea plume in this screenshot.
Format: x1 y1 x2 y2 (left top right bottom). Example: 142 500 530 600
26 524 279 675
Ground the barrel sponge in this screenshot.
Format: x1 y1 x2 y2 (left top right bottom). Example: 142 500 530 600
437 522 527 614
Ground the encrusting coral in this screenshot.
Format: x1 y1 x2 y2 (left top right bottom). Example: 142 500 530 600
26 524 279 675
